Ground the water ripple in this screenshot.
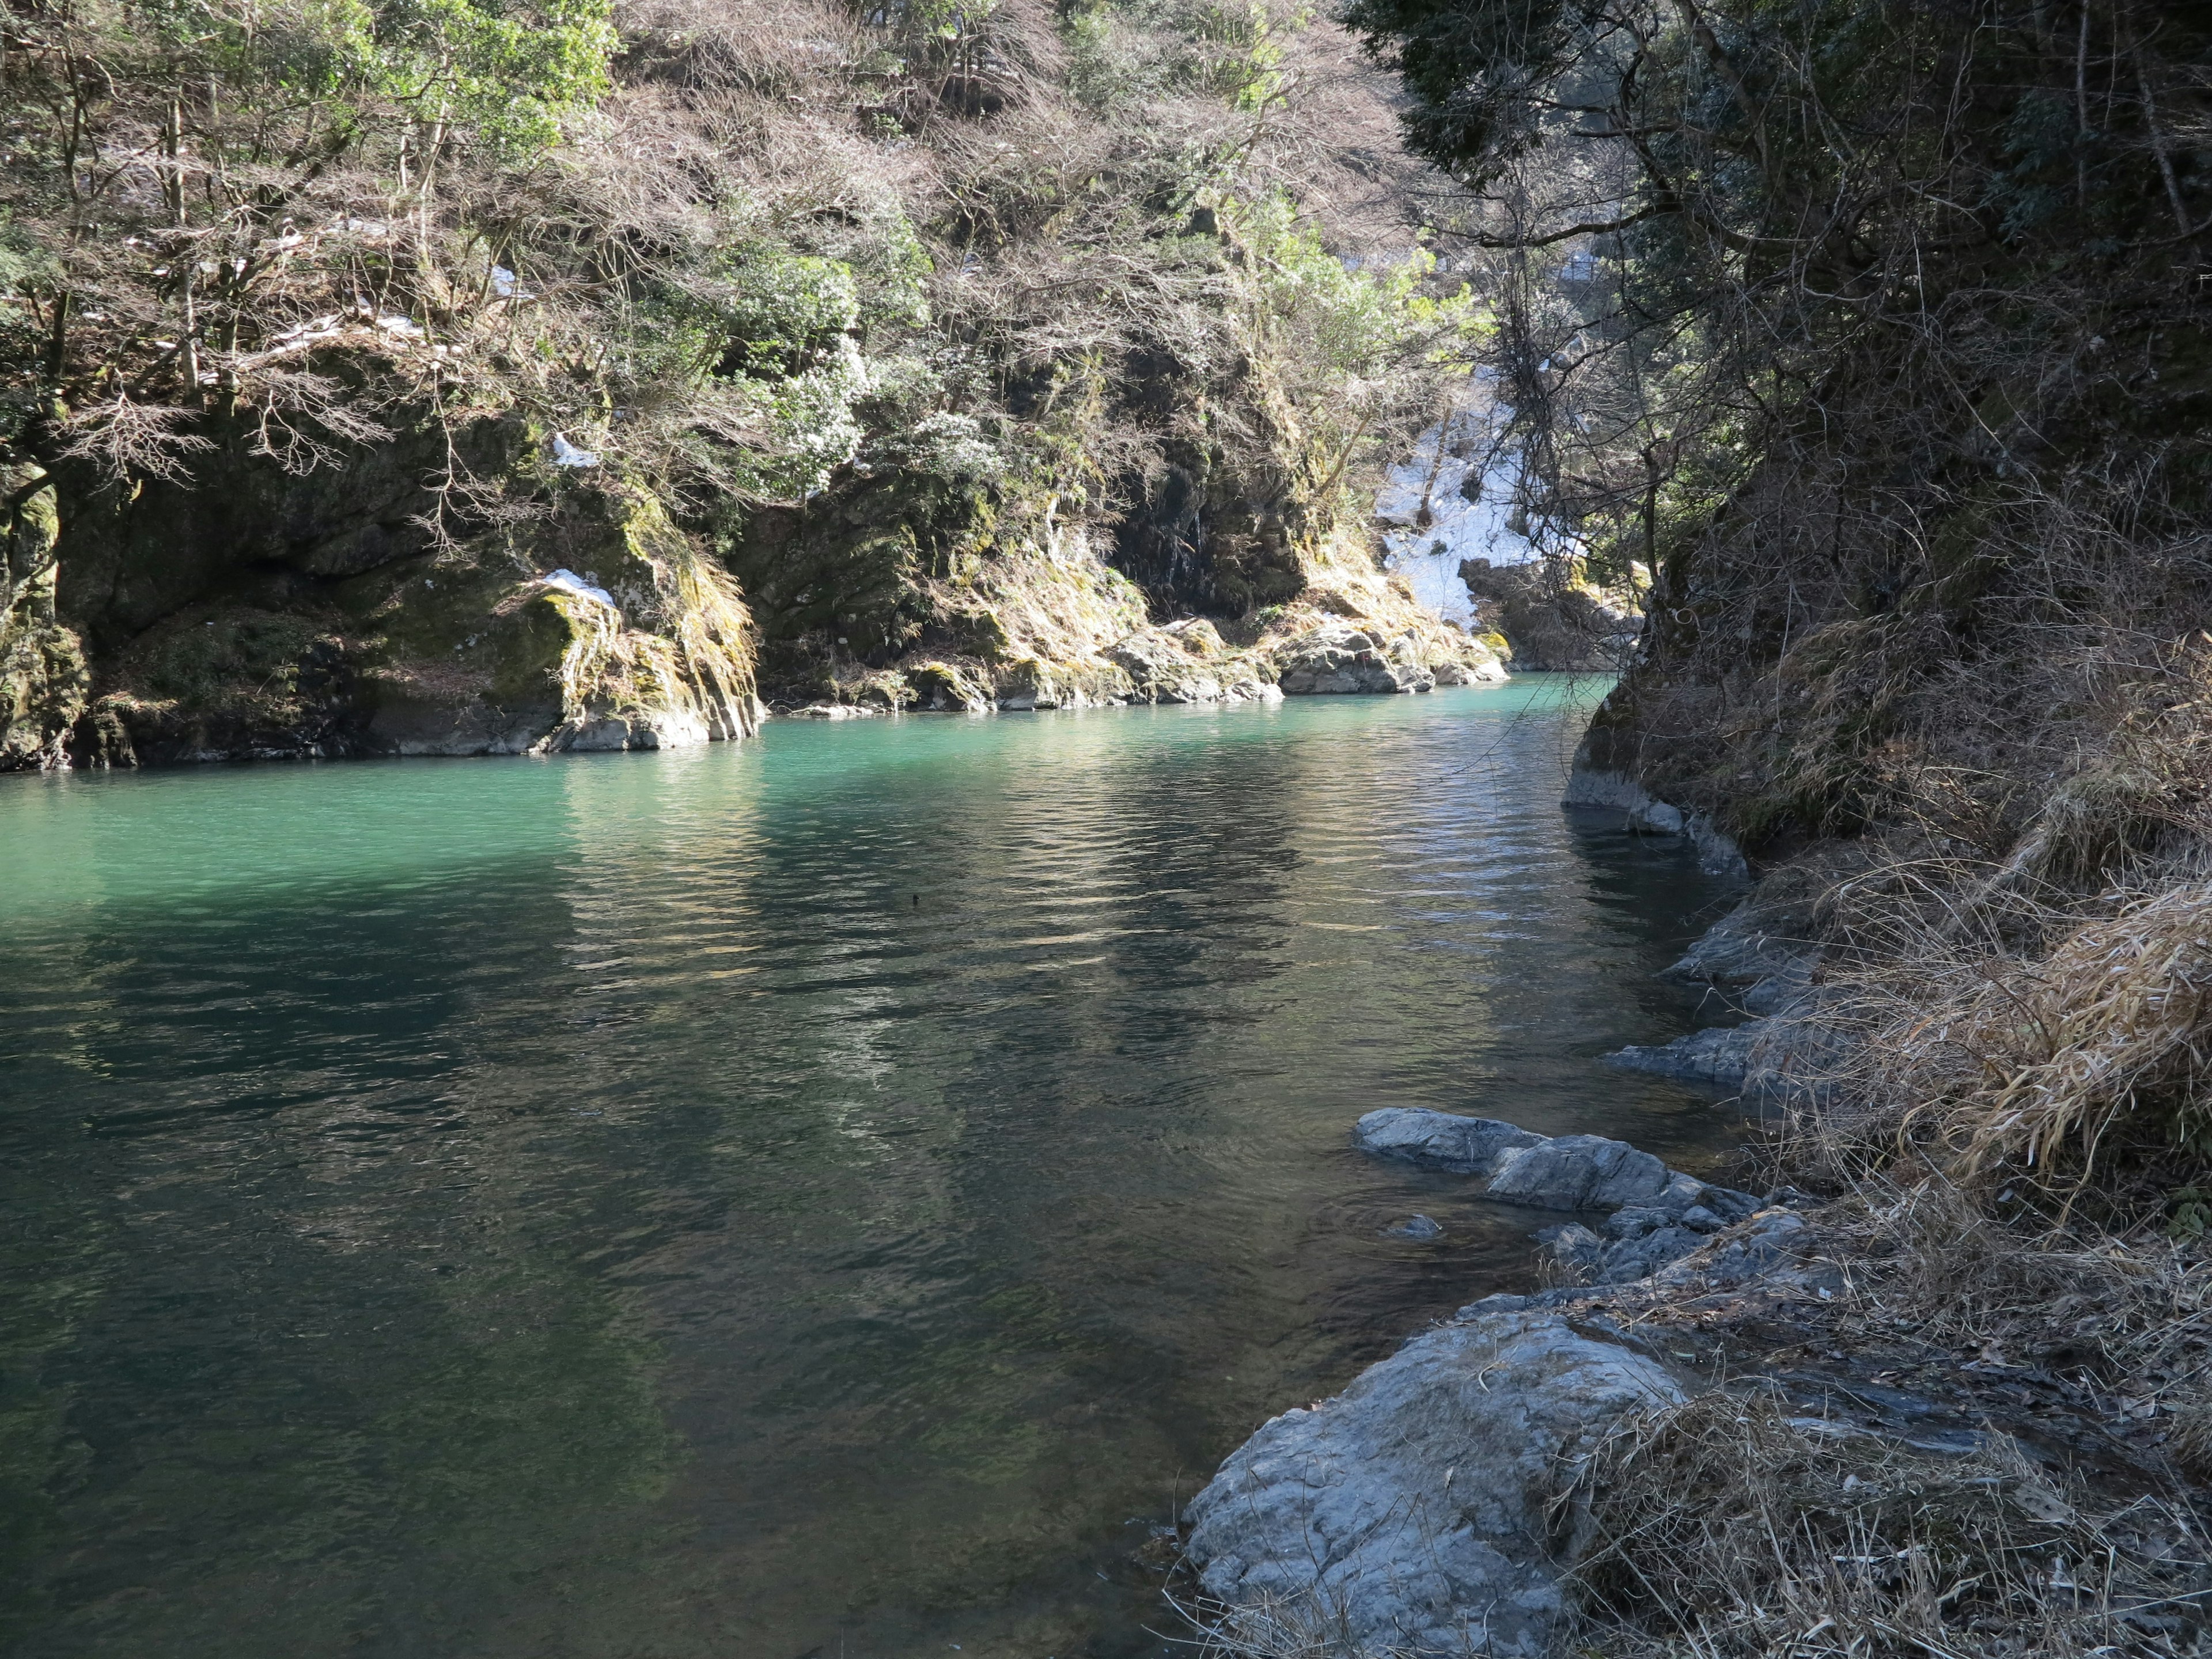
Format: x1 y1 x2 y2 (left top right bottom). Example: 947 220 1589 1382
0 684 1745 1659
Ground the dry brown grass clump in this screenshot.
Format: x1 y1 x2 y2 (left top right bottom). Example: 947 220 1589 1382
1748 628 2212 1203
1558 1390 2208 1658
1795 865 2212 1203
1925 881 2212 1186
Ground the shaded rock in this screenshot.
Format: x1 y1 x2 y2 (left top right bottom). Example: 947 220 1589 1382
1535 1222 1606 1277
1593 1225 1702 1283
1664 896 1812 987
1560 765 1747 877
1679 1208 1817 1287
1353 1108 1544 1175
1458 555 1641 673
1184 1309 1683 1656
1354 1108 1759 1287
1603 1016 1834 1103
1353 1109 1758 1225
1664 892 1824 1017
1603 1021 1764 1086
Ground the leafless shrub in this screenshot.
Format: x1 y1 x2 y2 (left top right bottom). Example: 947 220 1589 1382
616 0 864 93
55 395 215 483
241 370 397 474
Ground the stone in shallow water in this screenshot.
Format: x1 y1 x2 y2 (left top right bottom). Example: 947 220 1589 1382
1602 1020 1763 1085
1351 1109 1757 1224
1484 1132 1672 1210
1350 1108 1759 1287
1352 1108 1544 1175
1383 1213 1445 1240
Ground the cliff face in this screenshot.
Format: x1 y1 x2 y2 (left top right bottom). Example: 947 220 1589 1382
22 419 757 765
0 0 1506 769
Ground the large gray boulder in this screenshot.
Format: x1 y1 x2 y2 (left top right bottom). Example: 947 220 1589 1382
1183 1308 1683 1656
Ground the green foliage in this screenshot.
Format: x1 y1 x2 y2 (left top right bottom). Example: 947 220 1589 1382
706 245 861 380
1066 0 1304 112
1233 193 1471 378
359 0 618 154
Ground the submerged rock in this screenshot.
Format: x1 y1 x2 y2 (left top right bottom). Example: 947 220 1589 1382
1184 1308 1682 1656
1603 1021 1765 1086
1353 1108 1757 1224
1603 1015 1836 1104
1353 1108 1758 1287
1662 890 1824 1018
1560 766 1747 877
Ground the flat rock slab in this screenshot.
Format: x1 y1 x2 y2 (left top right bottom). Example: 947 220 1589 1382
1353 1108 1544 1174
1184 1308 1683 1656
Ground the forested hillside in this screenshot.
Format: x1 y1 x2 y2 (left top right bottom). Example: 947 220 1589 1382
1344 0 2212 1211
0 0 1503 764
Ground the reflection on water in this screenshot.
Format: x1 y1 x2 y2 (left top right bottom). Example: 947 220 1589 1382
0 680 1743 1657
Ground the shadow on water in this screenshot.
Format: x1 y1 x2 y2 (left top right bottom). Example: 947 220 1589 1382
0 678 1746 1658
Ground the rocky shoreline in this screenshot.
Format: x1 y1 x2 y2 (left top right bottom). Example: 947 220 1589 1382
1172 808 2209 1657
1181 1106 1816 1656
777 612 1507 721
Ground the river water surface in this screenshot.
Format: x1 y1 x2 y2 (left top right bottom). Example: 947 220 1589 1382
1 680 1744 1658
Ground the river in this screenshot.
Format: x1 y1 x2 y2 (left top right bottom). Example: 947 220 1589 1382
0 680 1744 1657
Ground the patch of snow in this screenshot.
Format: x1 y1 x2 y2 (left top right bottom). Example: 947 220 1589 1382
550 433 600 468
538 569 616 608
1376 408 1548 624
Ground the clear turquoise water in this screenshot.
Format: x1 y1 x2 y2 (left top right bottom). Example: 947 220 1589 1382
0 680 1744 1658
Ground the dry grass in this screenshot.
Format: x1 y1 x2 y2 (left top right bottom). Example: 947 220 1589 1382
1731 618 2212 1204
1169 1589 1416 1659
1924 882 2212 1186
1557 1389 2207 1659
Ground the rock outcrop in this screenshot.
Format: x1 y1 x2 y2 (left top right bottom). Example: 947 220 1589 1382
763 580 1509 719
1601 1020 1768 1087
1272 622 1438 694
1185 1309 1683 1657
1184 1108 1840 1655
1 466 84 768
1458 555 1641 672
1560 764 1748 877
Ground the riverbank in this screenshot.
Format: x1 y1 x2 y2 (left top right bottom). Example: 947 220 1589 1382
1172 821 2212 1657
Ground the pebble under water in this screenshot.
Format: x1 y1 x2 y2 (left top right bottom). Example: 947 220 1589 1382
0 679 1748 1658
